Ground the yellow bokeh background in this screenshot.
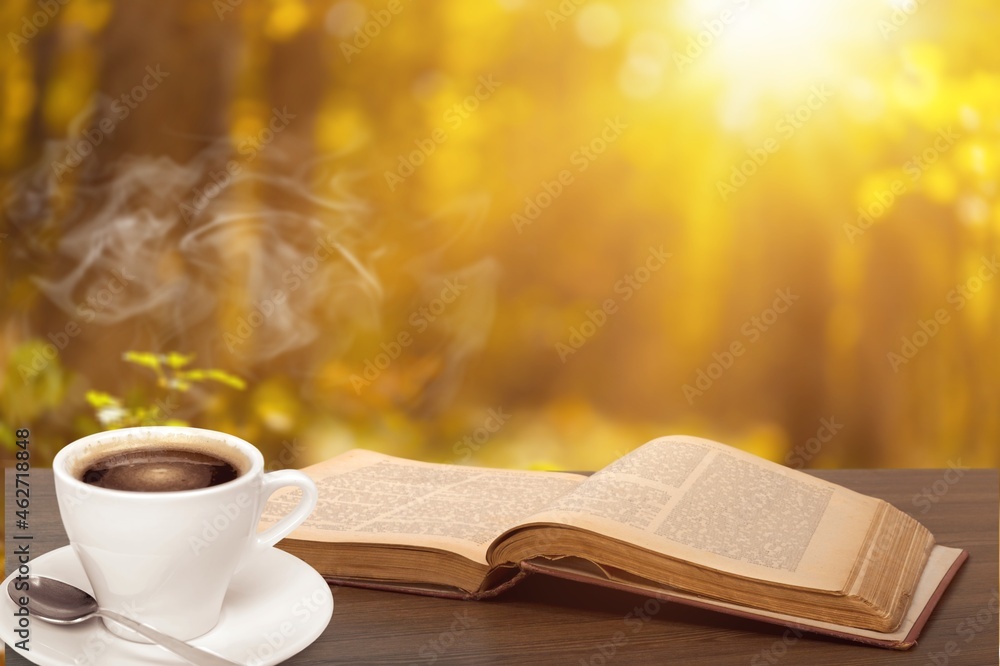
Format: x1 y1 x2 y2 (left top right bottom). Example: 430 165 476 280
1 0 999 477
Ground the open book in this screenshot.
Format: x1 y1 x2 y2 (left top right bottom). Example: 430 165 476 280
259 435 967 649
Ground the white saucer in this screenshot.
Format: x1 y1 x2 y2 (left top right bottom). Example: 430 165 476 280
0 545 333 666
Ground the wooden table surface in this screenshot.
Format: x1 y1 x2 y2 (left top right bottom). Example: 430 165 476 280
5 468 998 665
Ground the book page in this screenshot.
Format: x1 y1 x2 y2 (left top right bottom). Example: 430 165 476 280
259 449 584 564
519 436 879 590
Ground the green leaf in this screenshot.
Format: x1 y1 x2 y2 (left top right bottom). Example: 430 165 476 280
85 390 121 408
163 352 195 369
0 423 15 453
177 368 246 390
203 369 247 390
123 351 162 372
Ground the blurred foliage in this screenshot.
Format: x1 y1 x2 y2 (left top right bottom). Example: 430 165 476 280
0 340 75 457
84 351 245 428
0 0 998 488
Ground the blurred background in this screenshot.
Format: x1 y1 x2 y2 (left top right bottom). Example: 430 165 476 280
1 0 999 477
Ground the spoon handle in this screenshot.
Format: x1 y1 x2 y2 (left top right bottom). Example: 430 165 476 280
98 609 242 666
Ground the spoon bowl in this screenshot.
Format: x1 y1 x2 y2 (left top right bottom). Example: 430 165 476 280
11 575 100 625
6 576 241 665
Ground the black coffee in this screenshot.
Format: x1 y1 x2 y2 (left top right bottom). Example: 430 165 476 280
81 448 240 492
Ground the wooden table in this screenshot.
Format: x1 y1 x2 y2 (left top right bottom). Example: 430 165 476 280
5 469 998 665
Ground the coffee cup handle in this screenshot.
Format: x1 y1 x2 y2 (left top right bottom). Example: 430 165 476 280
253 470 319 550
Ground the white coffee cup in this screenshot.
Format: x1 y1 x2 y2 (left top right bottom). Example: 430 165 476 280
53 426 318 642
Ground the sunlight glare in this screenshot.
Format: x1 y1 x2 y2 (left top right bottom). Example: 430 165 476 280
678 0 882 119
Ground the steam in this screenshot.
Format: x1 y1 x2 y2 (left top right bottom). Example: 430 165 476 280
397 196 499 408
10 150 378 362
2 97 499 407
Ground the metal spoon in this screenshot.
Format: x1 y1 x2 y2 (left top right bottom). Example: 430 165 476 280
7 575 241 666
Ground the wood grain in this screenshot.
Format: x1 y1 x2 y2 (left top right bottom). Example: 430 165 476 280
5 468 998 665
